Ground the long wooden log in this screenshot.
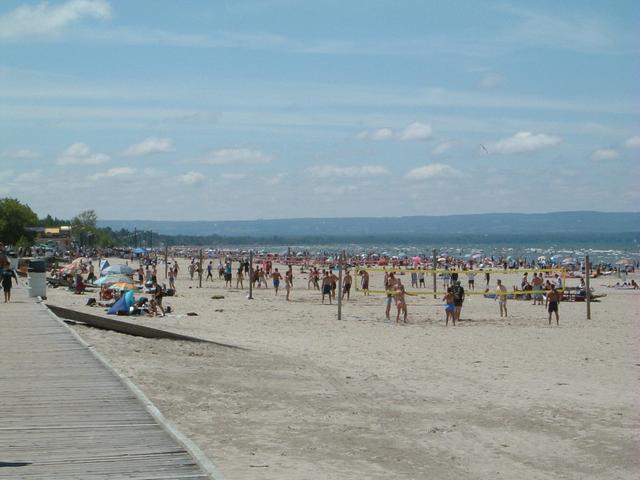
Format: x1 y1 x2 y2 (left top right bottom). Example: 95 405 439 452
46 304 244 349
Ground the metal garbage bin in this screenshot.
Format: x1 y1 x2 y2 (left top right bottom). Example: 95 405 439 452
28 271 47 298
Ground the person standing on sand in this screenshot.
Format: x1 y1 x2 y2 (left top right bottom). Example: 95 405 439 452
452 280 465 323
285 269 293 301
272 268 282 295
360 270 370 296
236 265 244 289
496 279 508 317
342 270 352 301
329 269 338 300
384 272 397 321
532 272 544 305
395 282 408 324
546 284 561 325
321 271 332 304
443 287 455 326
206 261 213 281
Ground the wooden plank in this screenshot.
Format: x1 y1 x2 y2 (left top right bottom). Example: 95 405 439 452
0 287 216 479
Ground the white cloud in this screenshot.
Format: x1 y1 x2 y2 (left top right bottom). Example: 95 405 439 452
356 128 394 141
489 131 561 154
57 142 110 165
0 0 111 40
264 173 286 185
398 122 433 141
2 148 41 159
90 167 135 181
432 142 451 156
220 173 247 180
178 171 206 185
357 123 433 142
624 136 640 149
480 72 503 88
0 170 15 181
591 148 620 161
204 148 273 165
307 165 389 178
123 137 174 157
405 163 461 180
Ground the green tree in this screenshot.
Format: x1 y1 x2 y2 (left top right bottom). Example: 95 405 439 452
71 209 98 247
0 198 38 246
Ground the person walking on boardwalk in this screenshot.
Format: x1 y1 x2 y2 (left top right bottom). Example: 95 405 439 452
2 266 18 302
496 279 508 317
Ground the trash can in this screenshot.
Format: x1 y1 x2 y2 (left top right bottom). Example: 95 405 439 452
27 259 47 298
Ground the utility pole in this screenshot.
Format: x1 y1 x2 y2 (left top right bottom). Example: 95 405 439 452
585 255 591 320
248 250 254 300
432 249 437 299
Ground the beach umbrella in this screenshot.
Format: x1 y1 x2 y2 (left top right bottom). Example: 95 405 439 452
103 264 135 275
561 257 577 266
615 258 633 266
108 282 137 291
95 274 132 286
537 255 546 261
471 253 483 261
133 247 146 254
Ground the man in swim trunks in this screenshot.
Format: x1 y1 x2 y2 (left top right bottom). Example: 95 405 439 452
321 271 332 304
531 272 544 305
272 268 282 295
360 270 370 296
452 280 465 323
546 284 561 325
496 279 508 317
339 270 352 301
285 269 293 301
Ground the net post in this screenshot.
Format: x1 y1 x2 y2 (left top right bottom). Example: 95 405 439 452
432 249 437 299
585 255 591 319
248 250 254 300
337 251 344 320
198 249 203 288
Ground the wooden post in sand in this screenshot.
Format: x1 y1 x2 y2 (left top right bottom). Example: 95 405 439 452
432 249 437 299
198 249 203 288
585 255 591 320
164 247 168 279
337 251 344 320
248 250 254 300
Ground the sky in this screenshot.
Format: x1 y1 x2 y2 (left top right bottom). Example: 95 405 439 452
0 0 638 221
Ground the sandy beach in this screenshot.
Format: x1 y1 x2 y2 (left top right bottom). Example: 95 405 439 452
45 259 640 479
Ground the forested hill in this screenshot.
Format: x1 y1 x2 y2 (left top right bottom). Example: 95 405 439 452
99 211 639 237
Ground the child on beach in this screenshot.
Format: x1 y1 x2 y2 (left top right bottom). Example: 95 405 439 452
443 287 455 326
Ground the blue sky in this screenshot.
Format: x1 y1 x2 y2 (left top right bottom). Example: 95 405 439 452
0 0 638 220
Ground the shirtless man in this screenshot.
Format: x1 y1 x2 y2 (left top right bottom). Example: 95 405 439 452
321 271 332 304
329 270 338 300
285 269 293 301
342 270 352 301
360 270 370 296
395 282 408 324
272 268 282 295
546 284 561 325
496 279 508 317
532 272 544 305
236 265 244 289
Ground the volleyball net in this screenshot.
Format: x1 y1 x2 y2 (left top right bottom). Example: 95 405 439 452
351 267 567 296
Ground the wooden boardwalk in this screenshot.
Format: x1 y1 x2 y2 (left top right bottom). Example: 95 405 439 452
0 287 215 479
